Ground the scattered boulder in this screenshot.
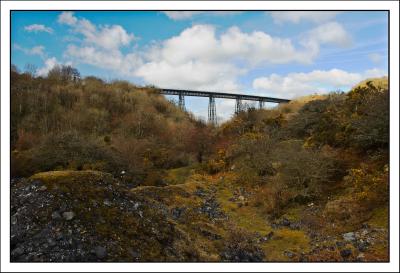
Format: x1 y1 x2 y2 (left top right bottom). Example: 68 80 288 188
62 211 75 221
94 246 107 259
221 246 264 262
260 231 274 243
128 248 140 261
336 241 345 247
342 232 356 242
340 249 352 258
281 218 291 227
194 188 207 198
284 250 295 259
171 207 185 220
51 211 62 220
357 241 369 252
11 246 25 257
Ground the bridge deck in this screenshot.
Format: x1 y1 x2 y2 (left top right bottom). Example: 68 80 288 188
159 88 290 103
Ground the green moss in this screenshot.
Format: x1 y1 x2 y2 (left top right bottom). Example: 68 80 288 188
30 170 110 183
165 166 196 185
262 228 310 261
281 206 304 222
368 206 388 229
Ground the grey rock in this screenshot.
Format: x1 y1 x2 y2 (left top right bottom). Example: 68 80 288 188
47 238 56 247
11 214 18 225
51 211 62 220
171 207 185 220
94 246 107 259
194 188 207 198
342 232 356 242
284 250 295 258
357 241 369 252
361 223 370 229
281 218 290 227
62 211 75 221
128 248 140 261
336 241 345 247
260 231 274 242
38 185 47 191
11 247 25 257
289 222 301 230
340 249 352 258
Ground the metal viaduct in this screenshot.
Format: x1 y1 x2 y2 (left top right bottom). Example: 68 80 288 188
159 88 291 125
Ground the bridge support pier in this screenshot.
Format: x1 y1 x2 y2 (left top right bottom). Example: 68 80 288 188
235 98 243 114
208 96 217 125
178 93 185 111
259 100 264 109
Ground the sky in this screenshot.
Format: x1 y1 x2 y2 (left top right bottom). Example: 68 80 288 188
11 11 388 121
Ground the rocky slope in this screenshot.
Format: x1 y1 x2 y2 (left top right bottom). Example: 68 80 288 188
10 170 388 262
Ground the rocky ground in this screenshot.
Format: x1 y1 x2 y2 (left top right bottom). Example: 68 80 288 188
10 170 388 262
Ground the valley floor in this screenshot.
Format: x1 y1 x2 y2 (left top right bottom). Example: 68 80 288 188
10 168 388 262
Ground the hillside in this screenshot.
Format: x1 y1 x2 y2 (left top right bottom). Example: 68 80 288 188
10 69 389 262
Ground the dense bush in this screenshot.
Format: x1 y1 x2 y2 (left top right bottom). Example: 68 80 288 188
217 78 389 218
11 67 214 180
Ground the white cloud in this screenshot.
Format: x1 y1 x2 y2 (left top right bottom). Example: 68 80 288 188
61 15 352 95
219 26 306 65
162 11 241 20
368 53 382 64
14 44 46 58
298 22 352 62
131 24 309 91
36 57 59 76
131 24 352 90
24 24 53 34
162 11 204 20
270 11 340 24
252 68 387 98
65 45 142 75
64 23 321 91
58 12 134 50
58 11 78 25
135 60 241 91
304 22 352 47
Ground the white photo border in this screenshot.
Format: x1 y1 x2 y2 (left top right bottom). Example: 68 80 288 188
1 1 399 272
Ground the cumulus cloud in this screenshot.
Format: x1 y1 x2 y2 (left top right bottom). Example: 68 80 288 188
131 24 314 91
58 12 134 50
24 24 53 34
36 57 59 76
270 11 340 24
252 68 387 98
304 22 352 47
60 13 352 94
162 11 241 20
14 44 46 58
65 45 142 75
58 11 78 25
298 22 352 62
63 23 321 91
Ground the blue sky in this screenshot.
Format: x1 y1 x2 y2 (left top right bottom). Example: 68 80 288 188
11 11 388 120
